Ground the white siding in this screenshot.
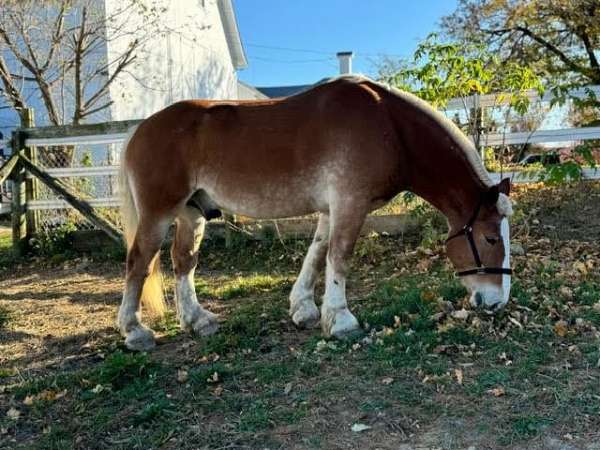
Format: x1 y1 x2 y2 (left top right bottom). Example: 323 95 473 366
105 0 238 121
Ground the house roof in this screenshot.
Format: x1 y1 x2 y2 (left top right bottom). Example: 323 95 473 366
238 80 269 99
256 77 333 99
217 0 248 70
256 84 313 98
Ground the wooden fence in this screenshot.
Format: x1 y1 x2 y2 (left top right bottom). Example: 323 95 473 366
1 86 599 254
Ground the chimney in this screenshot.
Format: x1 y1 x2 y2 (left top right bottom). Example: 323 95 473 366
336 51 354 75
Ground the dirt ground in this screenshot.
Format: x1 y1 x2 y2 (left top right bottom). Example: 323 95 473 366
1 183 600 450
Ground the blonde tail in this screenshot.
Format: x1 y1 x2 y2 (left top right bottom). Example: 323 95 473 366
119 127 166 317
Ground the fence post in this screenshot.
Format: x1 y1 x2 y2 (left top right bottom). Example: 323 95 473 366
11 108 35 255
21 109 39 243
224 213 236 248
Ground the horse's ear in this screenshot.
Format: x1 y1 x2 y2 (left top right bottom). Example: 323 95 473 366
483 184 499 206
498 177 511 196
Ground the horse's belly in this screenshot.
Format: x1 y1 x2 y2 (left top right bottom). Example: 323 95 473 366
205 180 328 220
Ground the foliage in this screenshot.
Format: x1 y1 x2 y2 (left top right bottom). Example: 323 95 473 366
379 34 544 155
30 222 77 257
441 0 600 86
381 34 543 111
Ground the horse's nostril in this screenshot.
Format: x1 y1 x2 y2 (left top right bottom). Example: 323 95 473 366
474 292 483 307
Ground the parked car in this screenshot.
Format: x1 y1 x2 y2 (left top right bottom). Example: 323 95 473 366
518 152 560 166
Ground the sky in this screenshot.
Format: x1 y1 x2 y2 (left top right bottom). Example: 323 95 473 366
235 1 459 88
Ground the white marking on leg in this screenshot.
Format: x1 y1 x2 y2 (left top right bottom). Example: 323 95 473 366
321 260 360 338
118 284 156 350
501 217 511 305
290 216 328 328
175 270 219 336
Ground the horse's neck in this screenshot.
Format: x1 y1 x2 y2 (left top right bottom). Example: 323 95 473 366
401 130 487 229
410 173 483 230
378 86 490 229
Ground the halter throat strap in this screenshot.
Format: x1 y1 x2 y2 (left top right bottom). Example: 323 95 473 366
446 198 512 277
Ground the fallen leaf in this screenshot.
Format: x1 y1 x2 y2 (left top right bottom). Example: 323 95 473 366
451 309 470 320
487 387 505 397
559 286 573 299
351 423 372 432
284 382 293 395
23 396 34 406
207 371 219 383
554 320 569 337
381 377 394 385
454 368 464 385
573 261 588 275
6 407 20 420
177 370 189 383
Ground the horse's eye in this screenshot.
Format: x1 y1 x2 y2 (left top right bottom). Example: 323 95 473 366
485 236 499 245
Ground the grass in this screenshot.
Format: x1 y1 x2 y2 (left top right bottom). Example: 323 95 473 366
2 183 600 449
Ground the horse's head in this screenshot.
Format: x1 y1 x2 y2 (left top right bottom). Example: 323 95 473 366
445 178 513 313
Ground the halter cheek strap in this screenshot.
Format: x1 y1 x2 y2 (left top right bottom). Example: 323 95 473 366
446 199 512 278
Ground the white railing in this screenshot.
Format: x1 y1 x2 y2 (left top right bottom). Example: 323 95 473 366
25 133 127 147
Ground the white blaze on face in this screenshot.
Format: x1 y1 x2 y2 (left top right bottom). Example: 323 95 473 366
501 217 511 304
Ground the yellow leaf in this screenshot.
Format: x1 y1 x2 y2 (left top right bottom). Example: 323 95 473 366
454 368 464 385
554 320 569 337
486 387 505 397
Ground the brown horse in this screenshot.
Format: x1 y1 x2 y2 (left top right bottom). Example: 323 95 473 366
117 75 513 351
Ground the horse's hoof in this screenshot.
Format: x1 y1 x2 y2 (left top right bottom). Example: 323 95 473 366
322 308 361 339
291 302 320 329
125 326 156 351
191 311 219 337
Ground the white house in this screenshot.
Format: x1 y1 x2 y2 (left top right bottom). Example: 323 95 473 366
0 0 248 138
105 0 249 121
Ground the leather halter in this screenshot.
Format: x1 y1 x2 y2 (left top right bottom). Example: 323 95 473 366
446 199 513 278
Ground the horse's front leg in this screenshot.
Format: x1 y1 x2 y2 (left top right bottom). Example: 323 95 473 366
171 207 219 336
289 213 329 328
320 202 366 338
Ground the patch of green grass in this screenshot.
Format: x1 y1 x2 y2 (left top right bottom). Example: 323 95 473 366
196 273 291 300
358 278 435 330
12 372 79 400
506 415 551 443
438 279 467 302
152 311 180 337
0 305 12 330
254 360 293 384
0 230 18 269
238 400 272 432
189 362 236 389
131 397 173 426
468 368 510 395
199 296 287 355
573 282 600 306
92 350 160 391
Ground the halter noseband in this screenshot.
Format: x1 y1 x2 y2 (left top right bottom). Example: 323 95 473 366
446 199 512 278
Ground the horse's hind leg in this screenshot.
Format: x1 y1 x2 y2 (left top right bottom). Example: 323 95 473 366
118 217 171 351
289 213 329 328
171 206 218 336
321 200 367 338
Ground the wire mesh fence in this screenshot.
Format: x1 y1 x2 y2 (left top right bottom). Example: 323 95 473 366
32 142 121 232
